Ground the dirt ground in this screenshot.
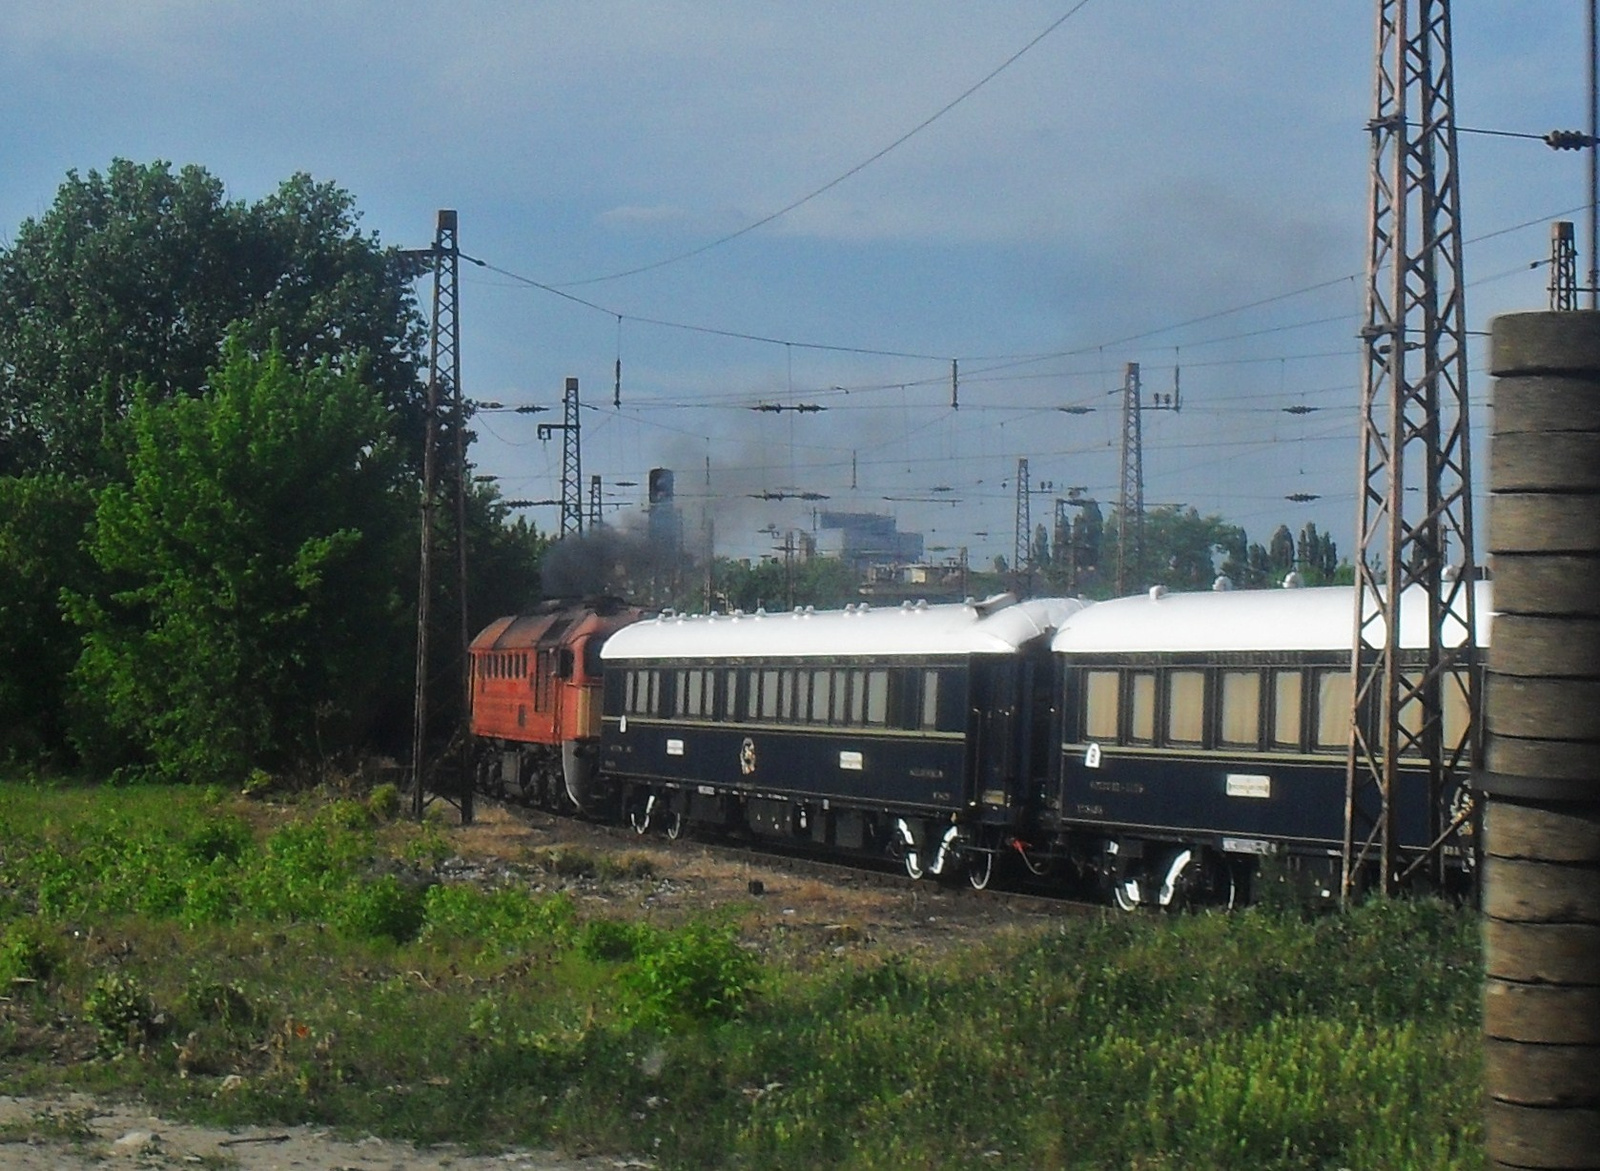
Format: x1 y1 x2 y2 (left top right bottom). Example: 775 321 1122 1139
0 800 1058 1170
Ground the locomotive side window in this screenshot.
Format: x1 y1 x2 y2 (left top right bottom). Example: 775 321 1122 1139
1313 668 1353 751
1129 672 1156 744
1219 670 1262 748
865 670 889 725
1084 670 1119 741
1166 670 1206 745
1272 671 1303 749
534 651 552 711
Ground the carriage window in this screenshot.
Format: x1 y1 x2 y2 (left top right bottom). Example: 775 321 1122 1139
1166 670 1206 745
1444 670 1472 752
778 671 795 722
831 669 850 724
1219 671 1261 748
1129 672 1156 743
1084 670 1119 740
1272 671 1303 748
850 670 868 724
681 669 708 718
921 670 941 730
760 670 779 720
1314 669 1353 751
865 670 889 725
812 670 832 724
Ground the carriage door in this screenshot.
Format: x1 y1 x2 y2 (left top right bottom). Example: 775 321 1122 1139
967 657 1022 815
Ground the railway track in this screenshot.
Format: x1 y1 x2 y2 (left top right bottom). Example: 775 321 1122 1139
495 796 1106 922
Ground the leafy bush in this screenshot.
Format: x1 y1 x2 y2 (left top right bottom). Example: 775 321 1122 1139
83 969 162 1055
421 884 578 953
0 921 55 985
619 920 759 1030
331 873 428 943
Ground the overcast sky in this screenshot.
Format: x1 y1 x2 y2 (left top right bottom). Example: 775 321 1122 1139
1 2 1588 571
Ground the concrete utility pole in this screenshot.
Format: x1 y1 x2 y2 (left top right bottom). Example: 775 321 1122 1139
1481 311 1600 1171
1344 0 1477 898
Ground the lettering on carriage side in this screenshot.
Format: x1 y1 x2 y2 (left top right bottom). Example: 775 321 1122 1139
1222 836 1274 855
1088 779 1146 795
666 738 684 757
1225 773 1272 799
1074 803 1105 817
908 767 945 779
838 750 863 771
1084 743 1102 769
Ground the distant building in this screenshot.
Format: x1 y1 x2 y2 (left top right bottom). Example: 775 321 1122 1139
811 511 923 569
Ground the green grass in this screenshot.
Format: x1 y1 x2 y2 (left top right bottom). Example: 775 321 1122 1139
0 777 1484 1169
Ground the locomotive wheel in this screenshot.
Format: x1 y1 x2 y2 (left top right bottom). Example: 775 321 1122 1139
966 849 995 891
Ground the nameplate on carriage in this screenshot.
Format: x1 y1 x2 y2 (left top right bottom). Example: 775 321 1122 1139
1225 774 1271 799
666 739 684 756
838 751 863 771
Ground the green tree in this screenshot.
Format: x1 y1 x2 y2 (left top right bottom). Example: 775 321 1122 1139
0 159 427 479
66 343 412 782
0 474 95 761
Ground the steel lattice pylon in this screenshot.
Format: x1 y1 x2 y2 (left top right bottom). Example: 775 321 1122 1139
1343 0 1478 899
539 378 584 538
410 210 470 821
1116 362 1144 595
1014 457 1031 596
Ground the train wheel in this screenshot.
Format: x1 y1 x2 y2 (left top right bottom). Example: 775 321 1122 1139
628 794 655 835
966 849 994 891
664 811 686 841
904 849 925 880
1111 875 1144 912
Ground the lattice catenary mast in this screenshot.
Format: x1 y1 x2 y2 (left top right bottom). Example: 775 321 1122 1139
1343 0 1478 898
538 377 584 538
408 209 471 823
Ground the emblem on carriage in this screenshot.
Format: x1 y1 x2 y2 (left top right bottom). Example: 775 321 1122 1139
739 737 757 775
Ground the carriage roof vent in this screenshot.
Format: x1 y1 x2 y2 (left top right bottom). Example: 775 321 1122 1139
1282 571 1304 589
1213 575 1234 592
1148 585 1167 601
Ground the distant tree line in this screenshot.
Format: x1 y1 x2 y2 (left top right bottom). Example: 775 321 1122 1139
0 160 546 781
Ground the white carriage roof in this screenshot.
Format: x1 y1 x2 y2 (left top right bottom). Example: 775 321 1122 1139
1049 581 1493 655
601 595 1087 661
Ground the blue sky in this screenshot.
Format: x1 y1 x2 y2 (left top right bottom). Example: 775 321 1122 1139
0 2 1587 569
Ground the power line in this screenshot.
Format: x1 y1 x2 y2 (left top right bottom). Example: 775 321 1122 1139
551 1 1098 288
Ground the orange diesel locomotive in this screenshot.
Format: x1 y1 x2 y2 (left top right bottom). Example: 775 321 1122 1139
469 596 650 813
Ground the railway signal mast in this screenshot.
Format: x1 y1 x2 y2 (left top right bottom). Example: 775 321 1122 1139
1343 0 1478 899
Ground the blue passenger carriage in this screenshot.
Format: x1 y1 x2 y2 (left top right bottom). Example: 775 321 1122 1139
1044 582 1490 908
598 594 1084 887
